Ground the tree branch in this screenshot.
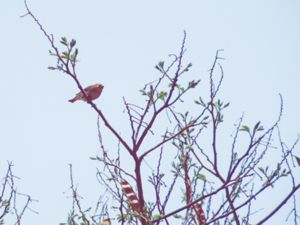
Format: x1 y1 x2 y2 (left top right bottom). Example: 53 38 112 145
255 183 300 225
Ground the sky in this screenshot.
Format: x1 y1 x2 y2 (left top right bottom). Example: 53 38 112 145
1 0 300 224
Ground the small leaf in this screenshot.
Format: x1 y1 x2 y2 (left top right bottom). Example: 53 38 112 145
257 125 264 131
146 91 152 97
188 79 200 88
60 37 68 46
173 214 182 219
240 125 250 132
224 102 230 108
158 61 164 69
155 62 164 72
197 174 206 181
253 121 261 132
198 97 206 106
70 39 76 48
157 91 167 100
295 156 300 167
48 66 57 70
132 211 140 217
70 54 77 63
61 51 69 59
48 50 56 56
139 89 146 95
258 167 265 173
153 214 162 220
1 200 9 207
183 62 193 72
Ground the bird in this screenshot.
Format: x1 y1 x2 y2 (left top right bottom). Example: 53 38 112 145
68 83 104 103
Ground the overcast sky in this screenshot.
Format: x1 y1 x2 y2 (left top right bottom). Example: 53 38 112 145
1 0 300 224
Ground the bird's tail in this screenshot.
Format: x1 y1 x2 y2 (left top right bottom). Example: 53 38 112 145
68 97 77 103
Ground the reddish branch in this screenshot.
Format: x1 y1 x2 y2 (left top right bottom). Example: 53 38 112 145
182 154 192 206
120 178 141 213
23 0 132 156
228 95 283 181
182 153 207 225
207 180 299 224
151 183 228 223
23 2 300 224
256 183 300 224
193 204 207 225
134 32 187 153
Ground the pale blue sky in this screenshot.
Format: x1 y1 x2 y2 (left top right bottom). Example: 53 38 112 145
1 0 300 224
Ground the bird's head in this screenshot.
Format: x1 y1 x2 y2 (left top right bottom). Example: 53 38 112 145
95 83 104 89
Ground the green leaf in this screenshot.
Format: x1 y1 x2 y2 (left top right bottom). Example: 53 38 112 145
173 214 182 219
60 37 68 46
70 50 79 63
240 125 250 132
70 39 76 48
183 62 193 72
146 91 152 97
155 61 165 72
258 167 265 173
153 214 163 220
194 97 206 107
158 61 164 69
188 79 200 88
139 89 146 95
157 91 167 100
1 200 9 207
224 102 230 108
48 50 56 56
253 121 261 132
197 174 206 181
132 211 140 217
257 125 264 131
61 51 69 59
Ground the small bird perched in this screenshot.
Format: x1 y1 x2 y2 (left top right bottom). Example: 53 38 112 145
68 83 104 103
